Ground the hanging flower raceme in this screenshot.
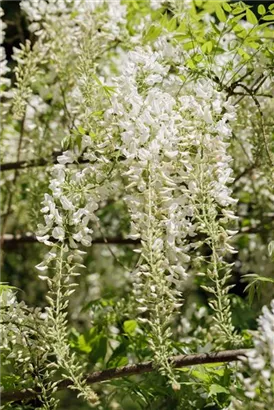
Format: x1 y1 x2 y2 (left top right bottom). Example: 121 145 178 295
29 2 127 407
0 287 58 409
35 113 118 408
228 299 274 409
108 33 240 382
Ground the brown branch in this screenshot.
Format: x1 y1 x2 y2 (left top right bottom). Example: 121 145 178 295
235 83 273 167
234 164 256 184
4 218 273 250
1 348 249 405
1 151 62 172
1 234 139 249
0 150 93 172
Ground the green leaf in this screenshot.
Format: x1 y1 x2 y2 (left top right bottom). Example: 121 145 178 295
269 4 274 11
166 16 177 32
232 5 248 15
160 11 168 26
210 21 221 34
123 320 137 336
0 283 19 294
258 5 266 15
242 329 253 343
176 367 190 372
232 23 245 33
230 12 247 23
175 34 190 41
107 343 128 368
236 28 248 39
237 48 250 60
89 335 108 362
262 14 274 21
208 384 230 397
89 131 96 141
183 41 196 51
201 41 213 54
91 110 104 117
143 24 162 43
91 73 103 86
207 368 225 377
176 21 186 33
244 273 274 284
246 41 260 49
222 2 231 13
248 282 256 305
77 334 92 353
216 4 227 22
103 85 116 96
0 374 20 390
246 9 258 24
186 58 196 69
75 133 82 151
61 135 71 150
77 125 85 135
194 53 203 62
202 362 224 368
192 369 210 382
70 11 79 19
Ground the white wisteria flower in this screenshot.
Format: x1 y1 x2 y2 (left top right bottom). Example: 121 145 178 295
228 300 274 409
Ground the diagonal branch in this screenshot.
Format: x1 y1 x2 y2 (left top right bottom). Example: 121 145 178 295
0 150 90 172
1 146 122 172
1 233 139 248
0 151 61 172
1 348 249 405
3 217 273 250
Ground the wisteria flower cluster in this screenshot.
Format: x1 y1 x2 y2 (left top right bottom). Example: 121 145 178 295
228 299 274 409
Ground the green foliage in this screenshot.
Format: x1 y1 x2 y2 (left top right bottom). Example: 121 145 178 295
243 273 274 304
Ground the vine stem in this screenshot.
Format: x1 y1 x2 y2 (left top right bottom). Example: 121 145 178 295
1 113 26 248
1 349 250 405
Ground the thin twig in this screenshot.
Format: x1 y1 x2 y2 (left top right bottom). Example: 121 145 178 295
4 218 273 250
1 234 139 249
0 151 91 172
1 114 26 246
1 348 250 405
96 222 132 272
234 164 255 184
1 150 61 172
237 83 273 167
